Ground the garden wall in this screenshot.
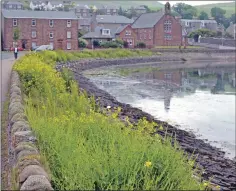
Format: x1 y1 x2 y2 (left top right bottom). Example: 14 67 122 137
8 71 53 190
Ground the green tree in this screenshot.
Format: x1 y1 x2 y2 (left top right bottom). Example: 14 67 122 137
13 27 20 42
198 11 209 20
211 7 226 24
173 3 197 19
229 13 236 24
118 6 123 15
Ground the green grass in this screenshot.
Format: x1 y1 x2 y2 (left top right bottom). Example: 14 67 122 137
13 50 207 190
195 2 236 17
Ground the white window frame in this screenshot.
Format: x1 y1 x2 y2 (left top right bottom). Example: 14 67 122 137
31 31 37 38
125 30 131 36
67 42 71 50
13 19 17 26
164 20 172 33
32 19 36 26
17 4 21 9
186 21 189 26
102 29 110 35
9 4 13 8
67 20 71 27
67 31 71 39
49 32 53 39
49 20 54 27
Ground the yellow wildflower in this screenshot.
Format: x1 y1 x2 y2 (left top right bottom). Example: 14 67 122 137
144 161 152 168
204 182 208 187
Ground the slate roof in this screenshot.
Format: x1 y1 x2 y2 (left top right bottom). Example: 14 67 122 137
115 24 129 34
1 9 78 19
131 12 164 29
82 31 113 39
6 1 23 5
96 15 133 24
181 19 217 24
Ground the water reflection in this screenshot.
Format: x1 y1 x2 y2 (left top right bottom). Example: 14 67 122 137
85 65 236 159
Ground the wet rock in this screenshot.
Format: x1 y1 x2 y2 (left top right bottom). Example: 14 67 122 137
19 165 49 184
20 175 53 190
12 121 30 134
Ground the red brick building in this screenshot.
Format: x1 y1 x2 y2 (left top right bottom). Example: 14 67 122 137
1 9 78 50
116 2 183 48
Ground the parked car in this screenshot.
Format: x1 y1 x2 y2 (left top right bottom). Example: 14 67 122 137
10 47 24 51
35 45 53 52
31 46 40 51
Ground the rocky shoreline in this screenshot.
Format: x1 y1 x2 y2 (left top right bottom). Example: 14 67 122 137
56 56 236 190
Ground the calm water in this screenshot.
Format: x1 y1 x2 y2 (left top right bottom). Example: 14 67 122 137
84 63 236 159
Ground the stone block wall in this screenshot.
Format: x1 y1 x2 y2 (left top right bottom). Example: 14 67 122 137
8 71 53 190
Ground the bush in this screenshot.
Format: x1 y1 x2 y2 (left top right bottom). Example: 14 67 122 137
188 29 217 38
78 38 88 48
124 41 129 48
13 49 205 190
100 41 122 48
93 40 100 48
137 42 146 48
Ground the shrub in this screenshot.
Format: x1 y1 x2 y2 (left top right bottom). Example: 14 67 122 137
93 40 100 47
124 41 129 48
100 41 122 48
78 38 88 48
137 42 146 48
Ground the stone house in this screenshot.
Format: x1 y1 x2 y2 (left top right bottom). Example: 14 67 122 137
117 3 183 48
181 19 217 34
97 5 118 15
1 9 78 50
2 1 24 10
115 24 137 48
226 22 236 39
74 4 91 18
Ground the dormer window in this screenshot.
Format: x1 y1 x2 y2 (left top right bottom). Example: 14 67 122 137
102 29 110 35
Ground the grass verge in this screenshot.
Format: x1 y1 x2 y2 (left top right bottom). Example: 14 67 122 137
13 49 206 190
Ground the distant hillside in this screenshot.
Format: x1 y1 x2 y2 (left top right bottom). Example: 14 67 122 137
74 1 164 9
195 2 236 17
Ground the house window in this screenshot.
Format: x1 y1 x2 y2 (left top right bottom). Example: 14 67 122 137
67 42 71 50
125 30 131 35
31 31 36 38
67 31 71 39
17 5 21 9
164 34 172 40
149 33 152 39
83 13 87 17
144 34 146 40
49 32 53 38
102 29 110 35
32 19 36 26
32 42 36 48
186 21 189 26
67 20 71 27
13 19 17 26
9 4 12 8
127 39 133 45
164 20 172 32
140 33 143 40
164 73 172 79
49 20 54 27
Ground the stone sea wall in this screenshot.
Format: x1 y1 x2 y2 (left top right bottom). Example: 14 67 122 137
8 71 53 190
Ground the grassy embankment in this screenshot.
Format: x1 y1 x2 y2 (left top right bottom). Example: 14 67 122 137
13 49 207 190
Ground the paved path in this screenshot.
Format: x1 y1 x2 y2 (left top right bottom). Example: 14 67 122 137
1 52 27 104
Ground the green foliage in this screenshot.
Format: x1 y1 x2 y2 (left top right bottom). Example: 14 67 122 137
188 29 216 38
137 42 146 48
100 41 122 48
14 50 205 190
198 11 209 20
78 38 88 48
173 3 197 19
93 40 100 47
229 13 236 24
13 27 20 42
